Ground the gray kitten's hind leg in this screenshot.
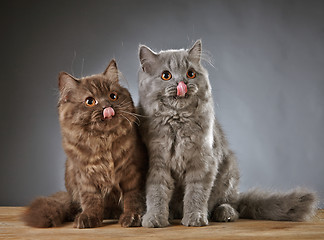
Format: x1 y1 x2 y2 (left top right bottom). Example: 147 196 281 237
208 151 240 222
211 203 239 222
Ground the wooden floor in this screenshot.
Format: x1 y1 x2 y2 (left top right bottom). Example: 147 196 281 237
0 207 323 240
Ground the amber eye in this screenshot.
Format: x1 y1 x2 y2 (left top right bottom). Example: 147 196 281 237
109 92 118 101
85 97 97 107
161 71 172 81
186 69 196 79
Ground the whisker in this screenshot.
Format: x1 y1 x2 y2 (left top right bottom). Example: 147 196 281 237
71 50 76 76
118 70 130 89
118 103 133 109
119 111 141 126
120 114 133 127
201 50 216 69
133 120 140 126
119 98 131 106
119 110 141 122
81 58 85 78
117 108 148 118
119 100 134 107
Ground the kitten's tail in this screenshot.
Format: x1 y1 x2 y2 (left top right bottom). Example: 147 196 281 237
22 191 80 227
237 187 318 221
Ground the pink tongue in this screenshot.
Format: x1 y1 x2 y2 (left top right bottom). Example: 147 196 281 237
177 81 187 97
103 107 115 119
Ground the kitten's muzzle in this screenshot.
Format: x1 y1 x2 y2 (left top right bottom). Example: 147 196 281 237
103 107 115 120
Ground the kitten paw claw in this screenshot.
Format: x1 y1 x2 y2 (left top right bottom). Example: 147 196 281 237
182 212 208 227
119 212 142 227
142 212 170 228
73 212 102 228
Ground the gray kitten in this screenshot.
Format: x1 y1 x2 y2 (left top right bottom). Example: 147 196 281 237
137 40 317 228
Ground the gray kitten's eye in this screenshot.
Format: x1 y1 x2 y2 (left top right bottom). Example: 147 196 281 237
85 97 97 107
161 71 172 81
186 69 196 79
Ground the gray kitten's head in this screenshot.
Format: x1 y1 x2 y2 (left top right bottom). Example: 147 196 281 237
138 40 212 111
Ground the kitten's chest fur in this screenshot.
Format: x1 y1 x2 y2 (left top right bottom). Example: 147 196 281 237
84 135 117 190
166 110 202 142
64 129 132 197
153 107 207 175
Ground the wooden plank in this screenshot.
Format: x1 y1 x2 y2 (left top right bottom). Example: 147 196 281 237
0 207 323 240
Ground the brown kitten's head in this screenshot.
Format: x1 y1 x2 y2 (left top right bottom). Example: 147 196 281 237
58 59 136 133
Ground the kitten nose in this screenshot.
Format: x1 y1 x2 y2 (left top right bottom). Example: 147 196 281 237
101 100 111 109
103 107 115 119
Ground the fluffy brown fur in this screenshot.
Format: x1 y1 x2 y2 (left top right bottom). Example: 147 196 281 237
23 60 147 228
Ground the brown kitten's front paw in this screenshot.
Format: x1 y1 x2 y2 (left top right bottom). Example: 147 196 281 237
212 204 239 222
73 212 103 228
119 212 142 227
181 212 208 227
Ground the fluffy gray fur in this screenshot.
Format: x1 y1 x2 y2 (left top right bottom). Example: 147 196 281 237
137 40 317 228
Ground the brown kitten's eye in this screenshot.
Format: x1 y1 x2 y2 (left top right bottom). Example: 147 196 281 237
109 92 118 101
186 69 196 79
161 71 172 81
85 97 97 107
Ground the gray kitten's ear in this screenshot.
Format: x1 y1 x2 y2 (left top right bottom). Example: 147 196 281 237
139 45 158 74
188 39 202 64
58 72 79 92
103 59 119 82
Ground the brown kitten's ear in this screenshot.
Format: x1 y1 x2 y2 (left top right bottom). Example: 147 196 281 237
188 39 202 64
103 59 119 82
58 72 79 102
58 72 79 92
139 45 158 74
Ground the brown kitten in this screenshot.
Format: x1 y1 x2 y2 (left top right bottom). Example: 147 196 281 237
23 60 147 228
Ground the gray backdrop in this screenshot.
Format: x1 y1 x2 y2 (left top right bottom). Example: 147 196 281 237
1 0 323 208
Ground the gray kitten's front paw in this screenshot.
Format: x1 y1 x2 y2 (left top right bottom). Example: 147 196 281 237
142 211 170 228
181 212 208 227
